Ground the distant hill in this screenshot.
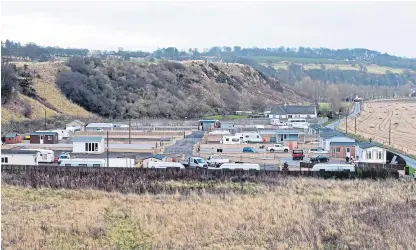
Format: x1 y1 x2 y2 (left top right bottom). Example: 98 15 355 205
1 59 307 124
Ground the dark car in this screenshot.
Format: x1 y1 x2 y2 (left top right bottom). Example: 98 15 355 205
292 149 304 160
310 154 330 163
243 147 257 153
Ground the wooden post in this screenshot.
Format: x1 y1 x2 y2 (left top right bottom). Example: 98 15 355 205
345 115 348 134
44 110 47 130
355 116 357 134
107 131 109 167
388 120 391 145
129 118 131 144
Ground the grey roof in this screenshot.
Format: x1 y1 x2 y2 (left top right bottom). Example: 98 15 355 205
269 105 287 115
320 131 347 139
357 142 378 149
86 123 114 128
5 133 19 138
144 154 166 161
330 141 357 146
1 149 39 155
31 131 58 136
73 136 104 142
269 104 316 115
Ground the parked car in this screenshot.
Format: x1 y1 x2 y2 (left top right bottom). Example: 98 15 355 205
308 148 329 154
243 147 257 153
266 144 289 153
292 149 304 160
310 155 330 163
58 153 71 164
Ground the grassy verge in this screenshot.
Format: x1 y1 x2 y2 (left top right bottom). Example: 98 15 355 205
2 178 415 249
320 118 335 127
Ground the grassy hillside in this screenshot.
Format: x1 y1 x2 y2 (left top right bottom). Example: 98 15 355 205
1 62 91 124
2 178 415 249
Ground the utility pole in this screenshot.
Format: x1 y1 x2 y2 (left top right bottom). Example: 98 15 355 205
345 114 348 134
355 116 357 134
128 117 131 144
107 131 109 167
388 119 391 145
44 110 47 130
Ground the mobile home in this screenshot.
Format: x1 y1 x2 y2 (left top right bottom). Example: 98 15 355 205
1 149 40 165
59 159 106 167
235 132 263 143
221 135 244 144
30 131 59 144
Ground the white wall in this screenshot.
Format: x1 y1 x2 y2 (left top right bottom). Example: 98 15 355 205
73 141 105 154
2 153 39 165
358 147 387 163
287 114 317 118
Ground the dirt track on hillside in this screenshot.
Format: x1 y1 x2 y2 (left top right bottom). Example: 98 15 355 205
340 99 416 156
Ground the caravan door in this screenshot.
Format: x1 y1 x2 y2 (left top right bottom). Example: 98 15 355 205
40 135 44 144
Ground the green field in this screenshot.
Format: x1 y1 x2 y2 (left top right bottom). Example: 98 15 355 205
203 114 248 120
251 56 411 75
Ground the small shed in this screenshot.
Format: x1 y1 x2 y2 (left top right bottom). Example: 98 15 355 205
30 131 59 144
142 154 167 168
219 121 234 129
72 136 105 154
330 141 357 159
198 120 219 131
66 120 86 131
4 133 22 144
86 123 114 131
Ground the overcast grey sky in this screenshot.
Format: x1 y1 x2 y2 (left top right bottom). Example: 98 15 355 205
2 1 416 57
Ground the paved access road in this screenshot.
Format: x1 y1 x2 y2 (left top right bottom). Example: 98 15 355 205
325 102 416 170
13 143 155 149
164 131 204 157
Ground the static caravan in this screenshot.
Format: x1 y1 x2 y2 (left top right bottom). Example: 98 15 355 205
312 164 355 172
21 149 55 163
287 119 309 129
217 163 260 171
221 135 244 144
1 149 40 165
59 159 106 167
30 131 59 144
147 162 185 169
235 132 263 143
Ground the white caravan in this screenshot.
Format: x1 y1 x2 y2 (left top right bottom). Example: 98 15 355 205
235 132 263 143
147 162 185 169
312 164 355 172
21 149 55 163
221 135 245 144
287 118 309 129
217 163 260 171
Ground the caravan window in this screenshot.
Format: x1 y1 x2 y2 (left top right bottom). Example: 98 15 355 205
65 164 71 167
1 157 8 163
93 164 101 167
232 138 239 142
257 135 259 138
245 135 249 138
366 151 372 159
47 136 52 140
225 138 230 142
79 164 87 167
377 151 382 159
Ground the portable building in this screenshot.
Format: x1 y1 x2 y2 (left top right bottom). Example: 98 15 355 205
1 149 40 165
4 133 22 144
198 120 219 131
72 136 105 154
330 141 357 159
30 131 59 144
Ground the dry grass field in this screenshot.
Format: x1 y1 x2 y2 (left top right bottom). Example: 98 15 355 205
2 178 416 249
340 99 416 156
267 63 411 74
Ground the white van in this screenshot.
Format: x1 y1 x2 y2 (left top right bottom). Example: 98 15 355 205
312 164 355 172
21 149 55 163
147 162 185 169
218 163 260 171
59 159 105 167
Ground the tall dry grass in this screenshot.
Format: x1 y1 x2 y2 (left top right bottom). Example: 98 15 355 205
2 178 415 249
